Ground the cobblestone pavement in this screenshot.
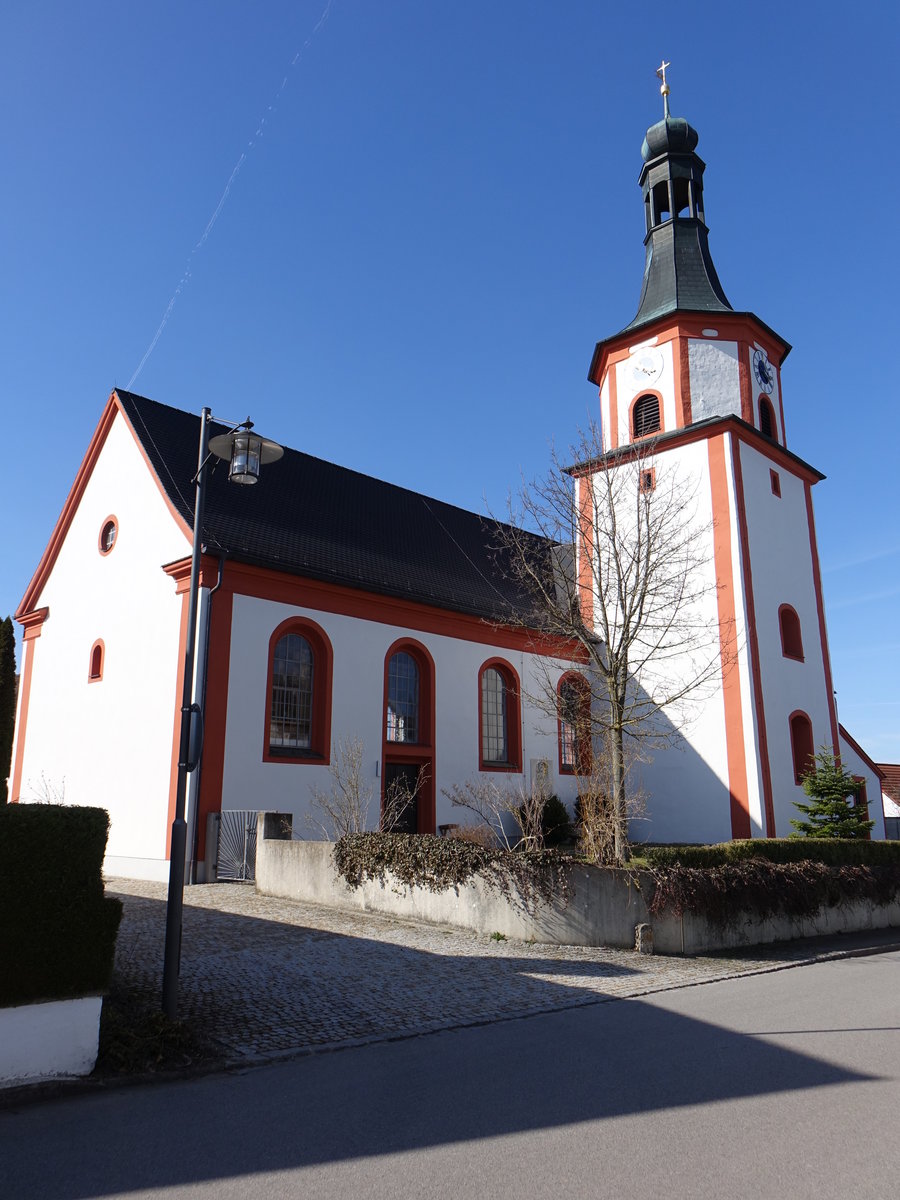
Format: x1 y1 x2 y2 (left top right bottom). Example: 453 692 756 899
107 879 899 1067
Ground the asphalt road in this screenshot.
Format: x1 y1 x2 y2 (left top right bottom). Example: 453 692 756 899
2 949 898 1200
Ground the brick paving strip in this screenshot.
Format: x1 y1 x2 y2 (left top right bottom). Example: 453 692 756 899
107 879 900 1068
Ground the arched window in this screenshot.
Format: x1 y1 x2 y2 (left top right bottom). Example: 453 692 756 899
479 659 522 771
558 673 591 774
779 605 804 661
759 397 776 440
789 711 814 785
88 639 104 683
382 639 436 835
632 394 661 439
264 618 333 763
386 650 420 743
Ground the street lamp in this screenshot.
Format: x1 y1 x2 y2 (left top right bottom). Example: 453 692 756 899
162 408 283 1019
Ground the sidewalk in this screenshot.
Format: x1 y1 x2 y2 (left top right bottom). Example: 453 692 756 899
106 878 900 1066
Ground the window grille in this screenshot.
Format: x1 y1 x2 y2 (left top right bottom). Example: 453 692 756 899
386 651 420 743
559 680 579 769
269 633 314 754
481 667 509 764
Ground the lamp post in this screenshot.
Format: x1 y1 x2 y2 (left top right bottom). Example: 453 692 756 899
162 408 283 1019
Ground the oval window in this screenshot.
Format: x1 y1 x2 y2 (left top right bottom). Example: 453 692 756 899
99 518 118 555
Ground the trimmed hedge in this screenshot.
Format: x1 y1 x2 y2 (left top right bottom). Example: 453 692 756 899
0 805 122 1007
638 839 900 869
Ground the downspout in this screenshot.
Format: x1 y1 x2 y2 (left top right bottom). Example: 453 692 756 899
186 552 226 883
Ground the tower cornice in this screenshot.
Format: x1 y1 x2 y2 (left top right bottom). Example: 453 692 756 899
588 309 791 388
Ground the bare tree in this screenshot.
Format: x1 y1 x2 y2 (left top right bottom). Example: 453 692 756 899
308 737 373 839
442 778 548 852
494 421 729 863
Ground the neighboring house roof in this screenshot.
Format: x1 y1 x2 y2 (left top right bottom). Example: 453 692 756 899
878 763 900 805
116 390 548 624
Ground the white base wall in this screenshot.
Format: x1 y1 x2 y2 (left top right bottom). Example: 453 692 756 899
103 855 170 883
0 996 103 1088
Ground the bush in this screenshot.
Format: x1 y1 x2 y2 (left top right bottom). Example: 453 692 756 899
538 794 573 847
0 805 122 1006
648 859 900 927
638 839 900 869
333 831 570 911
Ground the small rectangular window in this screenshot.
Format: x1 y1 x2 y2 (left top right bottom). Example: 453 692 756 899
770 469 781 497
639 469 656 495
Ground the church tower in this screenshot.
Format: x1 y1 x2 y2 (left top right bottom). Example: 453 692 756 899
581 68 840 841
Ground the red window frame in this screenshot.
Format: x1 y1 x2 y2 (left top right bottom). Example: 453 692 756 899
88 638 104 683
557 672 592 775
381 638 436 834
262 616 333 764
478 658 522 772
770 469 781 497
98 514 119 556
629 391 664 442
779 604 804 661
759 396 777 441
789 710 814 785
854 776 871 839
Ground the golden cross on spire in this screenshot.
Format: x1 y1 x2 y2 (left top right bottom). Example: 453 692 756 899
656 59 671 119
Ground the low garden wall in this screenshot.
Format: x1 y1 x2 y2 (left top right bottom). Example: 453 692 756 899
255 816 900 955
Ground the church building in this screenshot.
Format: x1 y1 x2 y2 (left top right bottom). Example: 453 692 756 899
8 90 886 879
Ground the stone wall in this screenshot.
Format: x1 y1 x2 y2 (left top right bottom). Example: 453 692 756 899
256 818 900 954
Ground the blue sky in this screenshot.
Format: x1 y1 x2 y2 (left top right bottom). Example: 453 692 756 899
2 1 898 763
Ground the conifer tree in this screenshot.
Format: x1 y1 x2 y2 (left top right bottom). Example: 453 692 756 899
789 745 874 839
0 616 17 804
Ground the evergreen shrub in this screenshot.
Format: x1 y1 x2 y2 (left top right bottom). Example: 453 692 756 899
0 804 122 1006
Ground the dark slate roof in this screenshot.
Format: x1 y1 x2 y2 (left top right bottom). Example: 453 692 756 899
627 112 732 332
116 390 547 624
625 219 732 332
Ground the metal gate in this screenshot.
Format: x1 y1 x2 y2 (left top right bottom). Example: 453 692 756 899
216 810 258 882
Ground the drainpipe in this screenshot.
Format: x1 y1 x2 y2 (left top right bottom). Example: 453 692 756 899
185 552 226 883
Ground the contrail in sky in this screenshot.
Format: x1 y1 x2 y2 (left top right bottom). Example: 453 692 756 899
127 0 334 389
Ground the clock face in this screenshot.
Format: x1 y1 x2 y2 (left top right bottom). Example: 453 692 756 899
629 346 663 387
753 349 775 394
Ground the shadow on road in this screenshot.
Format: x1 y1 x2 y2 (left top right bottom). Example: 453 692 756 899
1 891 883 1199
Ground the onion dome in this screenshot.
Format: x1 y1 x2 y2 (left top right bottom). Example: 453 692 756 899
641 116 699 162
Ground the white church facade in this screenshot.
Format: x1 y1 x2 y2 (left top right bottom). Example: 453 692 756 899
9 102 887 879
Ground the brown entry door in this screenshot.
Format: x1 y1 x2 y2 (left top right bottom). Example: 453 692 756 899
383 761 421 834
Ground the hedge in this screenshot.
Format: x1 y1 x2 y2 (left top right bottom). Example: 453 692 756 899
0 804 122 1007
638 839 900 869
647 859 900 926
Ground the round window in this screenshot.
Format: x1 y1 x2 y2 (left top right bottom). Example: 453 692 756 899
99 518 118 555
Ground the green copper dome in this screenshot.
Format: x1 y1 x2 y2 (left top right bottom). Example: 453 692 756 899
641 116 700 162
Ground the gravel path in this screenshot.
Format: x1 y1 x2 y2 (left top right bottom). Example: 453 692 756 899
107 878 897 1067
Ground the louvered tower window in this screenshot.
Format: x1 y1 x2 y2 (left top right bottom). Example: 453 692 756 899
759 397 775 440
632 394 661 439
